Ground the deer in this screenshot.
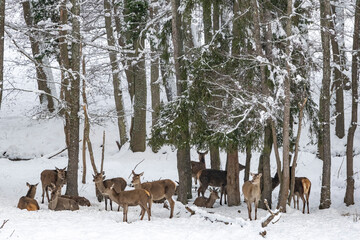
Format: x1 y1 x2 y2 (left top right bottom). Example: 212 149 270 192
93 172 127 211
103 184 152 222
40 167 67 203
242 173 262 221
194 188 219 208
60 195 91 207
17 182 40 211
191 151 208 185
271 166 311 214
197 169 227 205
48 183 79 211
131 171 176 218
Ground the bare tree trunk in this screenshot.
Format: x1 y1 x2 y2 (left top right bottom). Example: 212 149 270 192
244 141 251 181
277 0 292 212
203 0 212 44
0 0 4 109
22 0 56 112
319 0 332 210
226 145 240 206
62 0 81 197
171 0 192 204
104 0 127 148
344 0 360 206
210 145 220 170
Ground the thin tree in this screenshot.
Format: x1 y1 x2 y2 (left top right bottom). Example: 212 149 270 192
319 0 332 209
104 0 127 148
171 0 192 204
344 0 360 206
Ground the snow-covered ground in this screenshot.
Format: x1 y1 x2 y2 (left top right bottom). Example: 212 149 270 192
0 109 360 240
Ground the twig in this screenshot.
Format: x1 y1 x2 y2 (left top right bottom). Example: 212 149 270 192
48 140 82 159
0 219 9 229
128 159 145 178
185 206 195 215
261 199 282 228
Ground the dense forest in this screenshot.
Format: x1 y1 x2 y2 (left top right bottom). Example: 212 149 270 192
0 0 359 234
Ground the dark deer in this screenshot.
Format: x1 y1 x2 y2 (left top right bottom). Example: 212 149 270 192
194 188 219 208
93 172 127 210
103 184 152 222
48 183 79 211
17 182 40 211
197 169 227 205
271 166 311 214
191 151 208 185
40 167 67 203
131 171 176 218
242 173 262 220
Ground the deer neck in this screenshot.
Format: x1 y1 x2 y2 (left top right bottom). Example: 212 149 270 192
26 187 36 199
133 181 142 189
206 196 217 207
95 180 107 193
49 193 59 210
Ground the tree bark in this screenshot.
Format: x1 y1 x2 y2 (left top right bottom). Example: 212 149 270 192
277 0 292 212
344 0 360 206
319 0 332 209
244 141 252 181
203 0 212 44
0 0 4 109
171 0 192 203
22 0 56 112
210 145 220 170
226 145 240 206
259 124 273 209
104 0 128 148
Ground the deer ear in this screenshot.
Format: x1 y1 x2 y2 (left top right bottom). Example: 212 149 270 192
132 170 135 175
258 173 262 178
102 171 105 175
26 182 30 187
250 172 254 177
140 172 144 176
35 183 39 186
62 167 67 171
55 167 59 171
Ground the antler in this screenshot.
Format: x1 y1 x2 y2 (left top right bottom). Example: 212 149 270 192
100 131 105 173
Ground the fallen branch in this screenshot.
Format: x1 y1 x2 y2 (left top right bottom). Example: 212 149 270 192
185 206 195 215
0 219 9 229
128 159 145 178
261 199 282 228
48 140 82 159
185 206 230 225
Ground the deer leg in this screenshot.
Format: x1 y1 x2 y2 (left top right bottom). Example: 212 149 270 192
306 193 310 214
41 186 45 203
301 195 306 214
296 195 300 210
167 197 175 219
147 205 151 221
247 201 252 221
293 195 296 208
110 199 113 211
140 206 145 220
104 197 108 211
45 186 51 203
123 204 128 222
255 201 258 220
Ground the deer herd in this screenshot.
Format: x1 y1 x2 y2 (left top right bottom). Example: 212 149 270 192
16 151 312 222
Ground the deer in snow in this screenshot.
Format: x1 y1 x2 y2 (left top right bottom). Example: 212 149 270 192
48 183 79 211
103 184 152 222
191 151 208 185
131 171 176 218
272 166 311 214
194 188 219 208
92 172 127 211
17 182 40 211
242 173 262 220
40 167 67 203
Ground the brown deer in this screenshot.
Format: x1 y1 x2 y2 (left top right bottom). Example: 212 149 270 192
40 167 67 203
242 173 262 220
271 167 311 214
103 184 152 222
17 182 40 211
131 171 176 218
194 188 219 208
48 183 79 211
92 172 127 211
197 169 227 205
61 195 91 207
191 151 208 185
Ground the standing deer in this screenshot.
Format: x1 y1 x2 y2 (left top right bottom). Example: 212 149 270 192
17 182 40 211
271 167 311 214
93 172 127 211
48 183 79 211
131 171 176 218
40 167 67 203
194 188 219 208
242 173 262 220
197 169 227 205
191 151 208 185
103 184 152 222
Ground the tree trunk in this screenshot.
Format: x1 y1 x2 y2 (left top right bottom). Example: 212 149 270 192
203 0 212 44
319 0 332 210
65 0 81 197
210 145 220 170
22 0 56 112
226 145 240 206
277 0 292 212
104 0 127 148
344 0 360 206
259 123 273 209
171 0 192 204
244 141 252 181
0 0 4 109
